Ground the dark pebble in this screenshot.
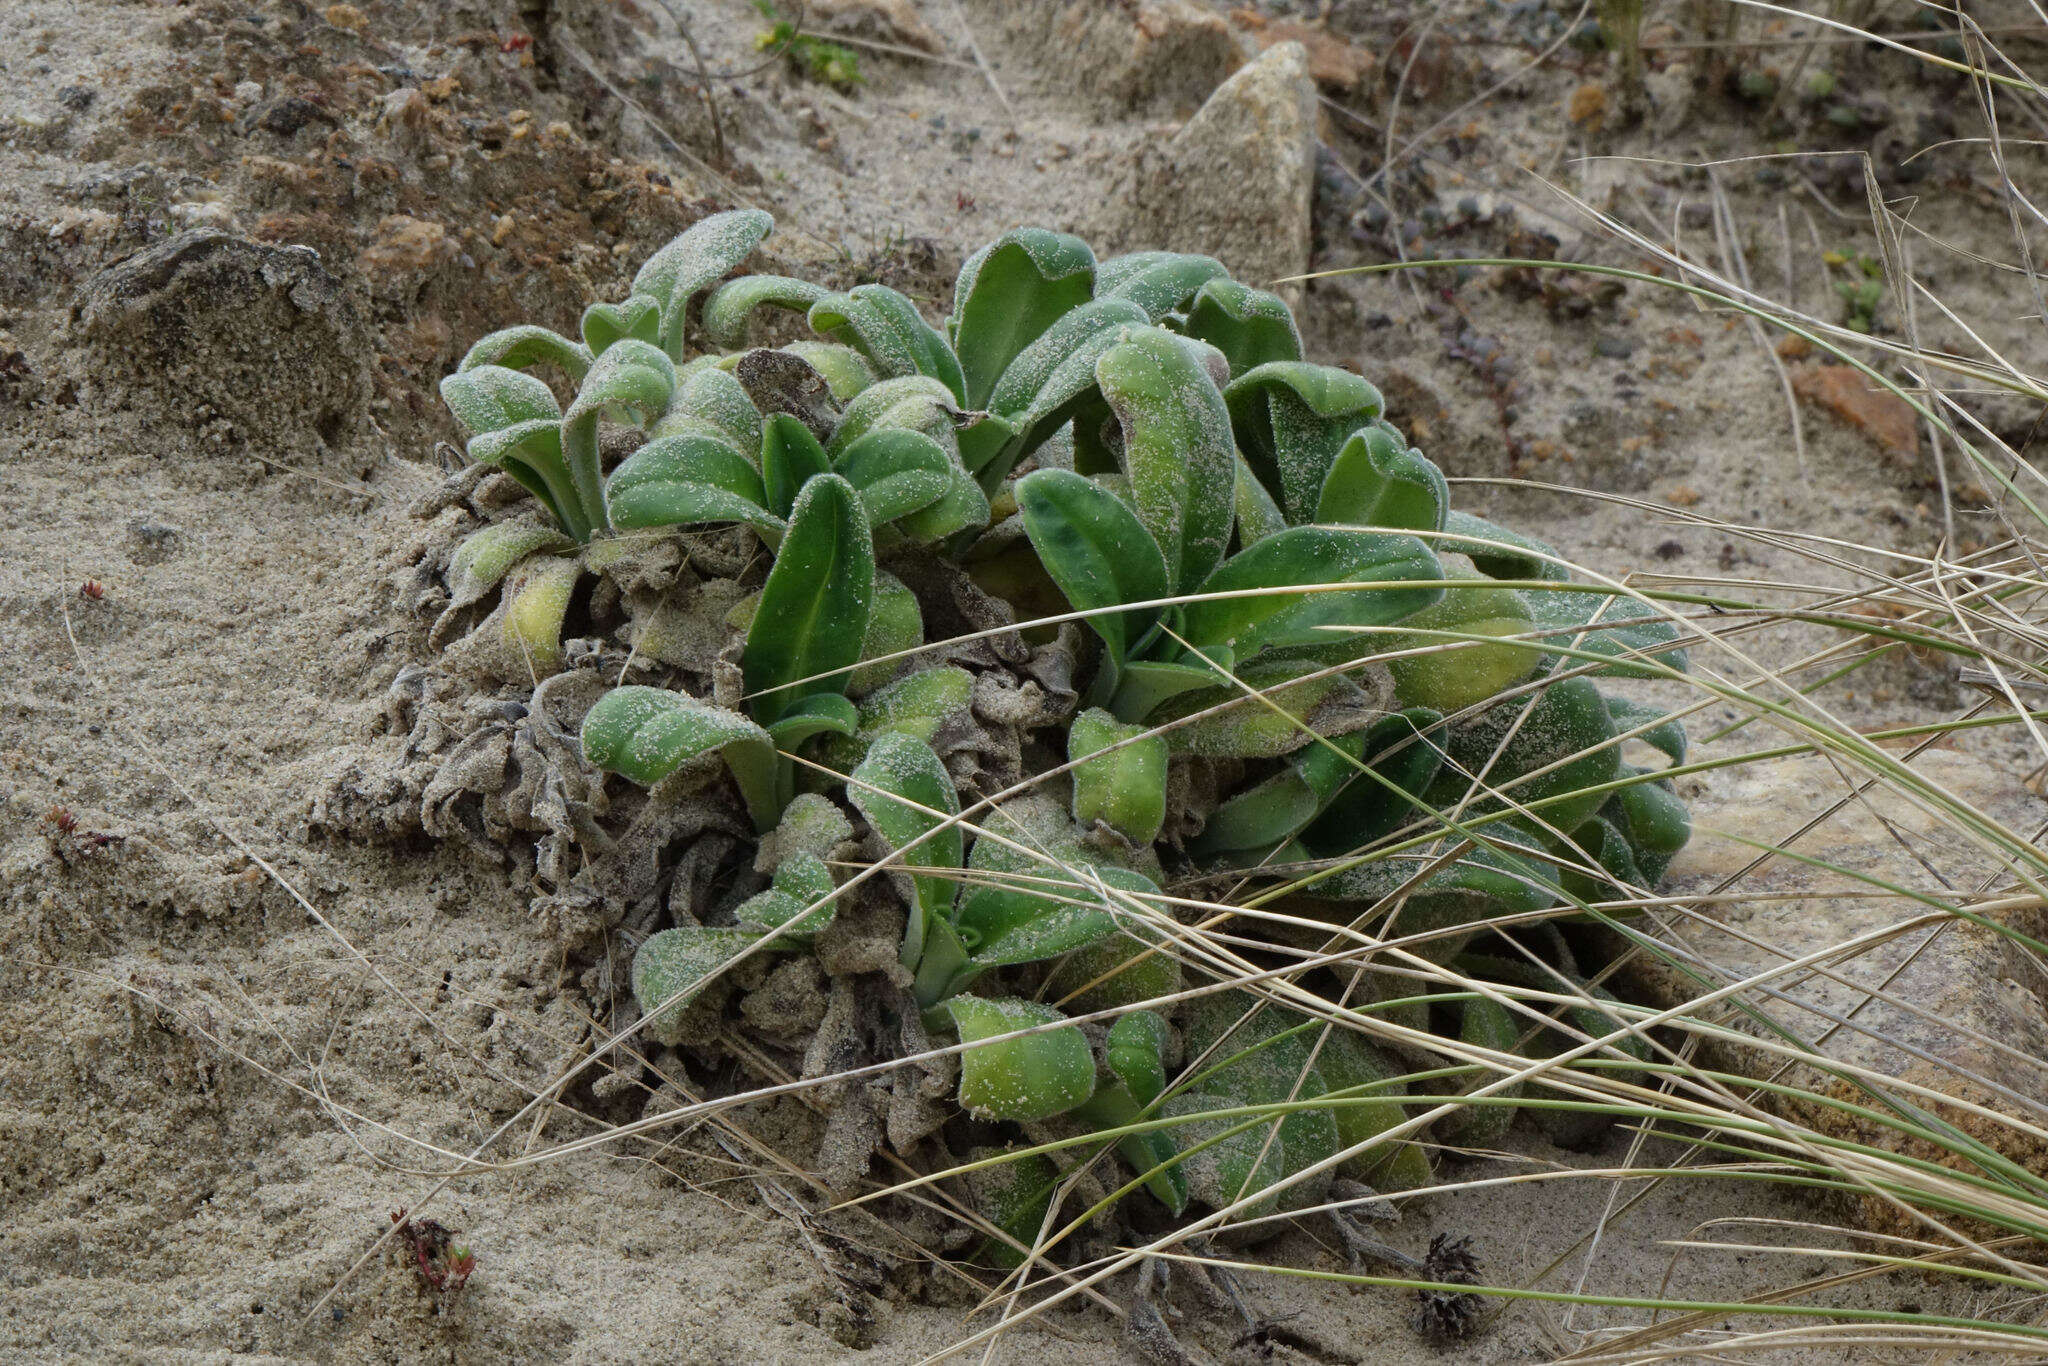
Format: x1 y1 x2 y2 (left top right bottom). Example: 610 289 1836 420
57 86 95 112
1594 335 1633 360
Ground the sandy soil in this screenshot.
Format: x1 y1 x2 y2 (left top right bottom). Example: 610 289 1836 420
4 0 2045 1362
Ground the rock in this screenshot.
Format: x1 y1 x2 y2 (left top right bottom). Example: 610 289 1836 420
1245 18 1375 93
996 1 1240 115
358 214 460 294
1791 363 1920 466
806 0 944 55
70 230 374 480
1630 748 2048 1231
1106 42 1317 298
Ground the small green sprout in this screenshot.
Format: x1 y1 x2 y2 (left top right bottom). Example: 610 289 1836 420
754 2 864 90
1826 249 1887 333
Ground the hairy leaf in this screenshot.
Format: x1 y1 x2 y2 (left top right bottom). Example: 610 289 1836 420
1096 326 1236 593
1183 277 1302 377
445 523 574 612
1382 569 1544 712
1014 468 1170 667
1225 362 1385 523
606 434 781 538
744 473 876 725
701 274 829 349
1314 424 1449 534
1068 707 1167 845
951 228 1096 408
633 207 774 358
947 995 1095 1122
579 296 660 357
633 926 765 1045
457 325 592 381
581 685 782 831
810 284 966 402
650 362 764 456
759 412 834 520
834 427 954 527
441 364 562 435
1180 525 1443 659
562 340 677 538
1095 251 1228 320
1441 675 1621 835
849 731 961 974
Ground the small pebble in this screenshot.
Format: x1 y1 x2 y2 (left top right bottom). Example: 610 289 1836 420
1594 335 1633 360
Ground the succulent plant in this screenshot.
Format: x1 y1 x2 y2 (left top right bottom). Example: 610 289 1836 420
433 213 1695 1273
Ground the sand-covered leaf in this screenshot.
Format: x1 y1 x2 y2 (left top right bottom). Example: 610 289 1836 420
947 995 1095 1122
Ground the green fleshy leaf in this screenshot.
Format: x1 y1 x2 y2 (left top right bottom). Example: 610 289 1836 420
1433 993 1522 1147
1095 252 1228 320
1196 727 1379 857
701 274 829 349
765 692 858 748
1171 994 1339 1215
1183 277 1302 377
1440 675 1621 834
498 553 580 675
1014 468 1170 667
947 995 1095 1122
834 427 953 527
1523 584 1690 678
633 208 774 358
848 731 961 972
760 412 834 521
1076 1010 1188 1214
1314 425 1448 534
810 284 966 402
1439 509 1569 582
848 574 925 697
1382 569 1545 713
580 296 660 357
967 1151 1060 1268
632 926 764 1045
457 325 592 382
1225 362 1385 524
1106 1011 1170 1106
1043 925 1181 1012
962 863 1151 968
1295 826 1556 951
1068 707 1167 845
1154 660 1372 758
650 363 764 456
441 364 562 435
581 685 781 831
978 296 1150 484
951 228 1096 408
1105 655 1230 725
562 340 677 538
1315 1028 1430 1189
851 664 972 743
466 420 582 539
1096 326 1236 593
1234 452 1289 547
737 851 840 942
1181 525 1444 659
745 474 876 727
606 434 782 538
1299 708 1447 854
826 374 956 453
1601 694 1689 767
446 523 574 610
